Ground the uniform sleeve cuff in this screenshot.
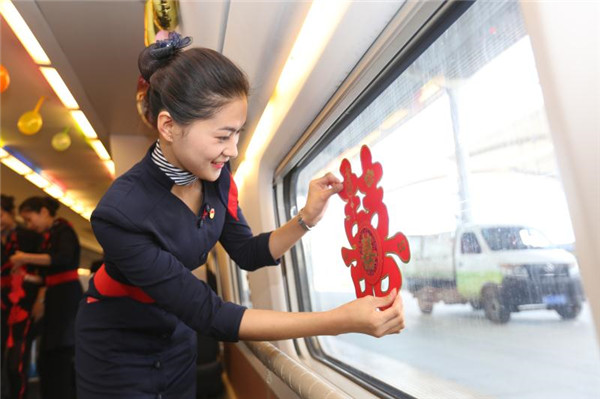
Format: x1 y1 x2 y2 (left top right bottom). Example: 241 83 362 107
257 231 281 266
210 302 247 342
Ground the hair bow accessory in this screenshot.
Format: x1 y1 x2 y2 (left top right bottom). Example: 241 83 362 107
150 32 192 59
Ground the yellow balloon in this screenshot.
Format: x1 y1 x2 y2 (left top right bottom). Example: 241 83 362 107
152 0 179 31
51 131 71 151
18 97 45 135
17 111 43 135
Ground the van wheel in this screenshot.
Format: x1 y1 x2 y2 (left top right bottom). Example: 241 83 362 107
416 288 434 314
482 285 510 324
555 303 582 320
418 297 434 314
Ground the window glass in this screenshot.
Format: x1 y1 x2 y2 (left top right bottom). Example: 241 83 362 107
292 1 600 397
481 226 552 251
461 232 481 254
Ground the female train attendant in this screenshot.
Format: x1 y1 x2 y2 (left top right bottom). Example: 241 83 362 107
75 33 405 399
11 196 83 399
1 195 43 399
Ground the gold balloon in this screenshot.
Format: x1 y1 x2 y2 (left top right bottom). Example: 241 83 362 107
152 0 179 32
51 129 71 151
144 0 157 47
18 97 45 135
0 65 9 93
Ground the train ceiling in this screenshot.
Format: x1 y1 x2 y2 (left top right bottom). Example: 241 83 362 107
0 0 312 251
1 0 405 254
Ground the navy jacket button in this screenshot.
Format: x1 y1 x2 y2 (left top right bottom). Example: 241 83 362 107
157 394 162 399
154 360 161 369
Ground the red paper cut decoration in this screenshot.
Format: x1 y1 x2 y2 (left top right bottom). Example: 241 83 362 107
338 145 411 308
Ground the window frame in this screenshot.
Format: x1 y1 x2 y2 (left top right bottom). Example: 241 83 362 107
229 257 246 306
275 1 476 397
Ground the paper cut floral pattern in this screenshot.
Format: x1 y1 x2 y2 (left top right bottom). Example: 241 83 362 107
338 145 410 308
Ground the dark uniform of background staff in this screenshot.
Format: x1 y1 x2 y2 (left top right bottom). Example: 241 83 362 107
14 197 83 399
1 194 43 399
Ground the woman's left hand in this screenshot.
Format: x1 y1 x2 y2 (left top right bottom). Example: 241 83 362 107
302 172 343 227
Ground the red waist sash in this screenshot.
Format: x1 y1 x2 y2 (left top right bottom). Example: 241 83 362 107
1 275 42 288
46 270 79 287
93 265 154 304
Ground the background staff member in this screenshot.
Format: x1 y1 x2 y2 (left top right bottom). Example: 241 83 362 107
1 195 43 399
75 33 405 399
11 196 83 399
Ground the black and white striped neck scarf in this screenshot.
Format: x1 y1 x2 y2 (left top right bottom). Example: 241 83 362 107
151 140 198 186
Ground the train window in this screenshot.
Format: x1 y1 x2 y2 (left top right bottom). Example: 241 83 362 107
290 1 600 397
231 261 253 308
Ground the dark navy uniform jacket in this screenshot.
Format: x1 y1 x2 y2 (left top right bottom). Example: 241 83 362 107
42 218 83 351
75 144 278 398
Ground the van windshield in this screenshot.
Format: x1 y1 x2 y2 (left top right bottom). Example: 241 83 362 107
481 227 553 251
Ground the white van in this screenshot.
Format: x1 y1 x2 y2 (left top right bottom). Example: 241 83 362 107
404 224 585 323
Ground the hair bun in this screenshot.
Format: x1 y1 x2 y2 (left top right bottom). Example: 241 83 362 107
43 196 60 214
138 32 192 81
1 194 15 212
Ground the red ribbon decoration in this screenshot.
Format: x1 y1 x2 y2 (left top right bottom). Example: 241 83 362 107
338 145 411 309
6 267 28 348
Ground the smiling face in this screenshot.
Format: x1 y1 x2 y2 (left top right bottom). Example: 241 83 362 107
159 97 247 182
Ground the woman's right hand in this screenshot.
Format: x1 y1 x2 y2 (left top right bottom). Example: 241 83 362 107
238 288 405 341
335 289 405 337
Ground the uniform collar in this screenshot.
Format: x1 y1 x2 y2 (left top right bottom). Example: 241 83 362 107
141 143 238 219
151 140 198 186
142 143 176 190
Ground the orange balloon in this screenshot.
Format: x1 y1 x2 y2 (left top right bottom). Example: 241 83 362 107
0 65 10 93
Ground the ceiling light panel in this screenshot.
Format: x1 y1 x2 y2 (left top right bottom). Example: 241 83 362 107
39 67 79 109
70 110 98 139
0 0 51 65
